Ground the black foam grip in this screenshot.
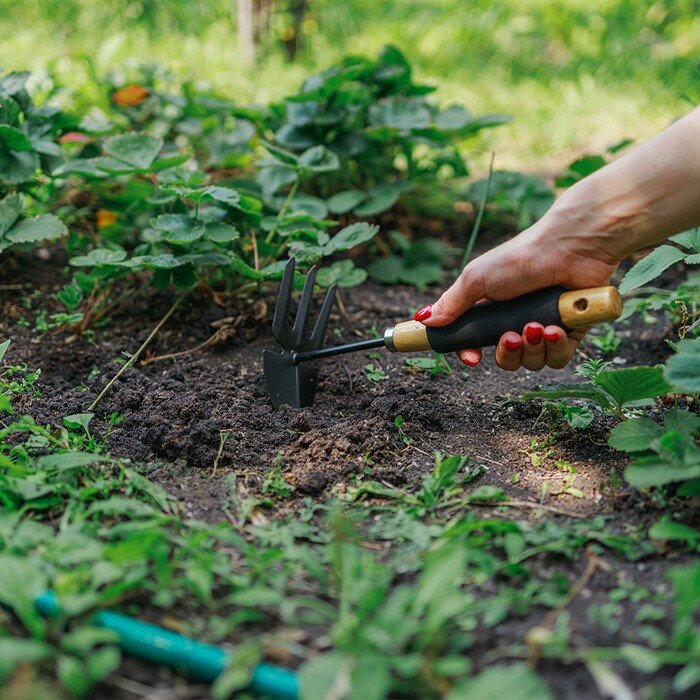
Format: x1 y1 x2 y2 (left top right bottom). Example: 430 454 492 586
426 286 568 353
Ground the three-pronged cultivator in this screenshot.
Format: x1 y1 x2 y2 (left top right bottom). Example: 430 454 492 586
262 258 622 409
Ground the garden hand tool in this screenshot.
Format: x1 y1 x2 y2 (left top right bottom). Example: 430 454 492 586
263 258 622 409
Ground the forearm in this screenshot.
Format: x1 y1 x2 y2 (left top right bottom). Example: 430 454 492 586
548 107 700 260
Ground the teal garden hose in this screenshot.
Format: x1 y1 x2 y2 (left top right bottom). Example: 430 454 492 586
33 591 299 699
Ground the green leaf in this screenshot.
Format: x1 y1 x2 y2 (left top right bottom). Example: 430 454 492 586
664 408 700 436
257 163 298 197
674 663 700 693
205 222 240 243
103 133 163 170
0 638 51 684
0 71 29 96
649 519 700 543
0 144 38 184
3 214 67 247
608 417 663 452
58 655 90 695
299 652 351 700
620 645 662 673
326 222 378 252
522 382 612 410
201 185 241 207
401 263 443 289
619 245 687 294
0 338 10 362
595 366 672 407
70 247 127 267
670 228 700 251
327 189 367 215
261 140 299 165
212 640 262 700
447 663 553 700
0 555 47 637
368 256 403 284
0 124 33 151
63 413 94 433
435 105 473 130
666 338 700 393
0 194 22 235
36 452 106 470
369 97 431 130
298 145 340 173
316 259 367 288
354 183 401 217
151 214 205 244
625 459 700 488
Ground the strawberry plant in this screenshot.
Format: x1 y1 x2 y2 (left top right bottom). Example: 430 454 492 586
368 231 447 289
0 71 68 253
608 408 700 490
264 45 510 219
523 361 673 420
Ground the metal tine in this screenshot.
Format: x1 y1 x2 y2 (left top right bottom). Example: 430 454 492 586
291 265 317 349
271 258 295 348
309 283 337 349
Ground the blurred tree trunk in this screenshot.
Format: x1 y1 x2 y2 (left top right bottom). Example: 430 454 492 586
237 0 274 64
237 0 255 63
282 0 308 61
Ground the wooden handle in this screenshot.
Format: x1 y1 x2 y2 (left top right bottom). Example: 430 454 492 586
387 286 622 354
558 286 622 327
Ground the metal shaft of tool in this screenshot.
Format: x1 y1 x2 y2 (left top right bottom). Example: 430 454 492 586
291 337 385 364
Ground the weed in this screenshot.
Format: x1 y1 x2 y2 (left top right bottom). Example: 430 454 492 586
404 352 452 376
394 414 414 446
589 323 622 355
364 363 387 382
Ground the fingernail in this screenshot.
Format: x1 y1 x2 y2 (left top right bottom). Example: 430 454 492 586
544 328 559 343
463 354 479 367
414 304 433 322
525 324 543 345
505 337 522 352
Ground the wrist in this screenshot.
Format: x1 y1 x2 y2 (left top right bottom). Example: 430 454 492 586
542 177 645 263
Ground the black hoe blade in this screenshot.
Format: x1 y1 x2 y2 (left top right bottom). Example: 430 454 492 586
262 259 336 409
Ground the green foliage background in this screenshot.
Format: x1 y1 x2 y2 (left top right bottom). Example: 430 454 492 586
1 0 698 169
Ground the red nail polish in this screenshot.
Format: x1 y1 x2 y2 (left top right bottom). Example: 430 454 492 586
414 304 433 322
525 324 543 345
505 337 522 352
463 354 479 367
544 328 559 343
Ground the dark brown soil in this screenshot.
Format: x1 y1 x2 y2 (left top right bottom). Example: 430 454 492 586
1 241 696 699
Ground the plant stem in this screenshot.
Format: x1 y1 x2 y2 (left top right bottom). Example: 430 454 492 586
264 179 299 245
87 293 188 412
460 152 495 270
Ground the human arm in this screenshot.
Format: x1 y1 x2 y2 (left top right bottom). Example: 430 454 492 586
415 107 700 369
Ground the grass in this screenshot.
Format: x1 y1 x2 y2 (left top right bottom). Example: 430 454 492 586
1 0 697 171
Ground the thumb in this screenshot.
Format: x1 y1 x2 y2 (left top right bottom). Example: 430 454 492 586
420 265 487 327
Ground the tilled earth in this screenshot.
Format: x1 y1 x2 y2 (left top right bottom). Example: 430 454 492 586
1 243 696 699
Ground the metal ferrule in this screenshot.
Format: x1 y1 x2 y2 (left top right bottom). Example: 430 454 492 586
384 327 396 352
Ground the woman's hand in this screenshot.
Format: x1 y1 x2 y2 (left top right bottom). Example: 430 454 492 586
414 107 700 371
414 206 620 370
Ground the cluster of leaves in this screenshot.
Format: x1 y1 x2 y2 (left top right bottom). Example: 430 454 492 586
368 231 447 289
4 48 514 329
523 360 673 421
467 171 554 230
263 45 510 218
0 71 67 252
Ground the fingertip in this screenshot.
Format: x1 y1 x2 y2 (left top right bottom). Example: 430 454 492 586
457 348 482 367
523 322 544 346
543 325 566 345
413 304 433 323
502 331 522 353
